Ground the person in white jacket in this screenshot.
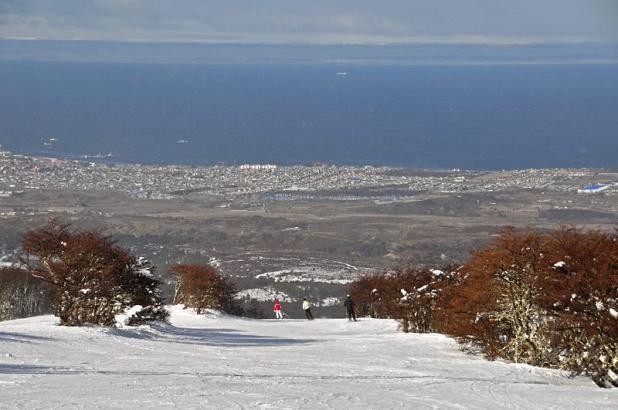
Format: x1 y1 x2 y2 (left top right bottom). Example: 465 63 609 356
302 298 314 320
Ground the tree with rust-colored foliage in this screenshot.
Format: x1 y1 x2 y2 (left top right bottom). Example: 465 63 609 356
442 226 618 387
170 264 240 315
441 228 552 364
349 273 397 319
350 226 617 386
350 265 457 333
539 227 618 386
20 220 168 326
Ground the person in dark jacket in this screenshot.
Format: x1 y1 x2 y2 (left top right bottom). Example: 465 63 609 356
344 294 357 321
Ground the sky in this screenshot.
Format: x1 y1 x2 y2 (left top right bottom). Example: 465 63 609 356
1 0 618 45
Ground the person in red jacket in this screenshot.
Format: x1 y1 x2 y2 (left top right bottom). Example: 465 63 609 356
273 299 283 319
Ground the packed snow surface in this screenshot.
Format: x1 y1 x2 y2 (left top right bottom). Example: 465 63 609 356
0 307 616 409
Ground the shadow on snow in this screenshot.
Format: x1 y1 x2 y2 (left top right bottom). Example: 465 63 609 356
0 363 555 386
0 332 53 343
106 321 315 347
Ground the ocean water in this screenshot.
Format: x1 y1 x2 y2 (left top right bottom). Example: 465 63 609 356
1 61 617 169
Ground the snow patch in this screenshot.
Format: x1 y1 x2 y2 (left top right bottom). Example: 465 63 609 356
235 287 295 303
136 268 153 278
430 269 445 276
319 297 342 307
114 305 143 327
255 268 354 284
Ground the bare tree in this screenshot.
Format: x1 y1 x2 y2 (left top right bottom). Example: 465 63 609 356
0 267 52 321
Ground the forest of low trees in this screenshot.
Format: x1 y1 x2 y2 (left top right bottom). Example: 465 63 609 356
1 221 616 386
350 226 618 387
0 267 52 321
0 220 249 326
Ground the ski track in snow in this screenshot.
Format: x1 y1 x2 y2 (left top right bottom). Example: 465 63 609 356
0 306 616 409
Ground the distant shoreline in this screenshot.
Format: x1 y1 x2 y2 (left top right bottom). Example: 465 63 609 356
5 147 617 174
2 149 616 203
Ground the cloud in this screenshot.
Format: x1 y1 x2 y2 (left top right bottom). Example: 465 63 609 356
1 0 617 44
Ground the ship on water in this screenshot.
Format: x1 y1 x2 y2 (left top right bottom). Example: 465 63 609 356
43 137 58 147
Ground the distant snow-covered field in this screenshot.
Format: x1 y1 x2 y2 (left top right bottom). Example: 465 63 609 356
235 286 296 302
0 306 615 409
225 254 372 283
235 288 342 307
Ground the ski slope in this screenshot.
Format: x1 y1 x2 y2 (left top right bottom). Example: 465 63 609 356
0 306 615 409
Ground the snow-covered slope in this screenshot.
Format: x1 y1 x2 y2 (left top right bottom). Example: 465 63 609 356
0 307 615 409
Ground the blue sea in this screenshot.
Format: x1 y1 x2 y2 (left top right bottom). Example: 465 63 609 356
1 61 617 169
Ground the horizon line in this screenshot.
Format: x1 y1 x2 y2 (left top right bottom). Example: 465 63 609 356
3 37 618 47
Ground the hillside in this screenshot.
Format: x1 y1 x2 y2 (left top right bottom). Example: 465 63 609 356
0 307 615 409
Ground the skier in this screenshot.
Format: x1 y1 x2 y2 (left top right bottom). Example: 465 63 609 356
273 299 283 319
344 294 357 321
302 298 314 320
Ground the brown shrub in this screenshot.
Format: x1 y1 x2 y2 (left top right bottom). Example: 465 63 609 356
351 226 618 386
170 264 240 314
442 226 618 386
539 227 618 385
442 228 552 363
349 265 458 333
20 220 168 326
